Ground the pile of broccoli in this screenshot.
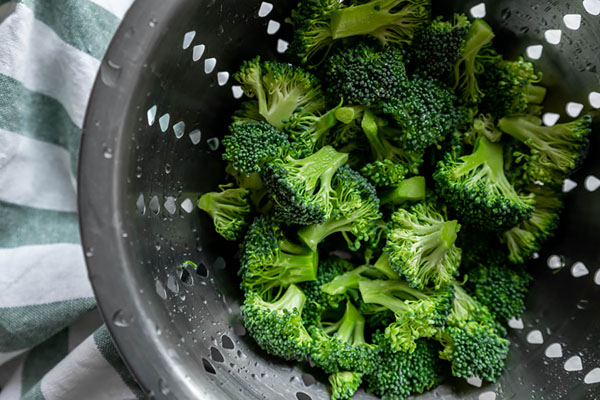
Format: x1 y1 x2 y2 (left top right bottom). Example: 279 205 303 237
196 1 593 398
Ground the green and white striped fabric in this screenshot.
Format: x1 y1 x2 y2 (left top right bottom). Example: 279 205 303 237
0 1 143 398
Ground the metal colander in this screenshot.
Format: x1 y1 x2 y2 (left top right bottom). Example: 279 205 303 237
78 0 600 399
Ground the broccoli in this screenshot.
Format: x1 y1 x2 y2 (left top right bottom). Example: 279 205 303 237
309 301 379 374
360 160 408 187
437 283 509 382
234 57 325 128
323 41 407 107
434 136 535 232
379 176 426 206
242 284 312 361
501 184 563 263
409 14 471 80
452 19 496 104
298 165 382 251
329 371 363 400
262 146 349 225
382 76 464 152
462 113 502 145
359 279 454 353
300 256 356 325
198 184 252 241
497 114 592 186
385 202 462 289
361 109 424 175
366 337 442 400
223 121 292 175
466 262 532 324
240 215 318 299
288 0 430 64
321 263 386 297
480 56 546 118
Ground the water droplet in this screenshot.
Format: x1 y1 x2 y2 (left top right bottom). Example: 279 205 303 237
501 8 511 20
577 299 589 310
135 166 143 179
207 138 220 151
112 309 133 327
520 26 530 34
148 18 157 28
103 146 113 159
100 60 121 87
85 247 95 257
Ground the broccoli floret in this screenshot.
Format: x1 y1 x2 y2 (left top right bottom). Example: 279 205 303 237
323 41 407 106
382 76 463 152
234 57 324 128
437 283 509 382
359 279 454 353
462 113 503 145
409 14 471 80
300 256 355 325
198 184 252 241
497 114 592 186
385 202 462 289
242 284 312 361
309 301 379 374
298 165 382 251
360 160 408 187
452 19 496 104
466 263 532 324
480 56 546 118
434 136 535 232
288 0 430 65
240 216 318 298
321 263 386 297
223 121 291 175
366 337 442 400
361 109 424 175
380 176 426 206
262 146 349 225
501 184 563 263
329 371 363 400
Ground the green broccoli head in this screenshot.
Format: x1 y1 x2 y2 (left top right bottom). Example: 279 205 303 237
480 56 546 118
298 165 382 251
234 57 325 128
382 76 463 152
240 215 318 298
497 114 592 186
385 202 462 289
434 136 535 232
309 301 379 374
242 284 312 361
359 279 454 353
329 371 363 400
366 336 442 400
466 263 532 324
223 121 291 176
409 14 471 80
438 321 509 382
262 146 349 225
198 184 252 241
323 41 407 107
300 256 356 326
360 160 408 188
288 0 430 65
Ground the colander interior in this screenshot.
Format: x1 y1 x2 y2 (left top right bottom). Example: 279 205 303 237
78 0 600 399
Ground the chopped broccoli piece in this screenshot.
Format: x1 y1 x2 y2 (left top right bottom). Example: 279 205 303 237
434 136 535 232
262 146 349 225
242 284 312 361
366 337 442 400
497 114 592 186
323 41 407 106
409 14 471 80
329 371 363 400
298 165 382 251
309 301 379 374
240 216 318 299
380 176 426 206
359 279 454 352
386 202 462 289
198 184 252 241
360 160 408 188
223 121 291 175
234 57 324 128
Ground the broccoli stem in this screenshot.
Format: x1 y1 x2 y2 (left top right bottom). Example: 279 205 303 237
525 84 547 105
321 265 383 295
456 136 508 189
454 19 494 101
323 301 366 345
372 253 401 280
269 283 307 314
335 106 364 125
380 176 426 205
298 216 354 251
329 0 421 40
359 280 427 314
298 146 349 193
276 240 319 284
361 110 386 160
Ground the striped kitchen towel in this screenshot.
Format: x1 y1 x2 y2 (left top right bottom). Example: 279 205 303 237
0 1 143 399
